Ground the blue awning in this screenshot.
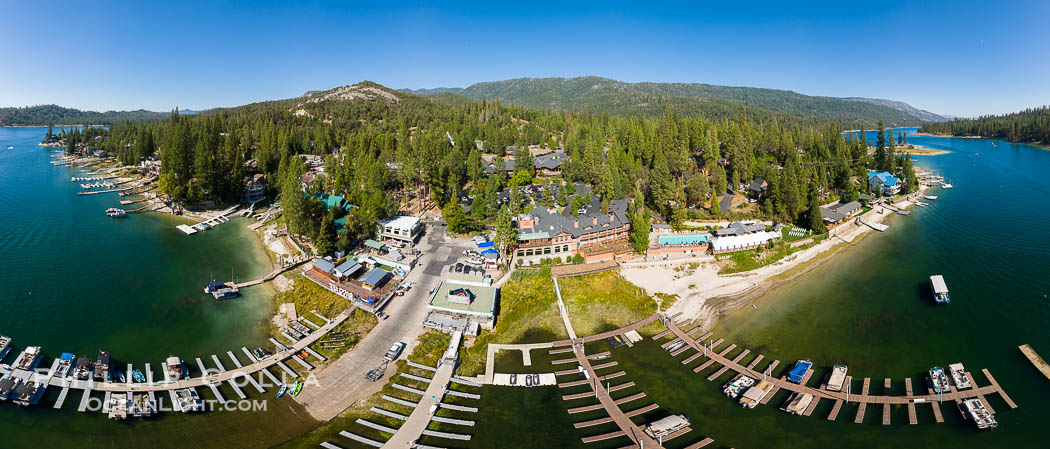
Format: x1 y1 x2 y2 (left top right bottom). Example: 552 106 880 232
481 248 498 255
477 241 494 248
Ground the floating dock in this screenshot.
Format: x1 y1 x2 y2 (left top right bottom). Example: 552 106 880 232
1020 344 1050 381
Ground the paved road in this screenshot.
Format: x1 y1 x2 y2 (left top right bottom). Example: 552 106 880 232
295 225 474 421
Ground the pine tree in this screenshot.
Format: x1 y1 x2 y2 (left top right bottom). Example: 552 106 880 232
806 191 826 233
315 212 337 256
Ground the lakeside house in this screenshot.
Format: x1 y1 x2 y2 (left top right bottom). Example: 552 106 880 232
868 171 902 195
746 177 769 199
514 198 632 264
244 174 267 203
304 256 397 312
819 200 862 224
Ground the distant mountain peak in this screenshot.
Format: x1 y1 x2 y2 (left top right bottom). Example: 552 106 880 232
302 81 404 104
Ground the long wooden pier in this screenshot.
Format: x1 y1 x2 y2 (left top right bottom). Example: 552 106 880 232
1020 344 1050 381
663 320 1018 424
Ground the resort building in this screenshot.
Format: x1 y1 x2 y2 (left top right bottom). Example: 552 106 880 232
534 150 567 176
377 215 423 244
868 171 902 195
710 223 780 254
514 198 633 264
423 276 500 334
819 200 863 224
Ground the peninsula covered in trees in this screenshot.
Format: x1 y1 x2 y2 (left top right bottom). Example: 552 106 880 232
919 106 1050 145
0 105 169 126
73 80 920 255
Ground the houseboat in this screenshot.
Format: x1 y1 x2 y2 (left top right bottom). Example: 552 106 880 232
949 363 972 389
72 357 94 380
128 392 155 417
0 377 22 401
644 415 691 439
11 380 44 406
205 281 240 299
787 359 813 383
0 335 11 361
54 353 75 378
165 356 186 381
930 275 950 304
105 208 127 218
739 380 774 408
174 388 204 412
13 346 42 371
929 367 951 394
723 375 756 399
959 398 997 429
107 392 129 419
781 392 814 415
826 365 848 392
94 350 111 382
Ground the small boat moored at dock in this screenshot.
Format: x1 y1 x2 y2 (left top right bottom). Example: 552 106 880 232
165 356 186 381
949 363 972 389
787 359 812 383
644 414 691 439
105 208 128 218
826 365 848 392
723 375 756 399
781 392 814 415
132 369 146 383
930 275 950 304
205 281 240 300
739 380 774 408
929 367 951 394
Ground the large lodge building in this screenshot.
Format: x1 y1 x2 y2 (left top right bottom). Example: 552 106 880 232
514 198 633 264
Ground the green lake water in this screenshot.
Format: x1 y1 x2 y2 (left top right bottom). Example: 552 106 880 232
468 130 1049 448
0 127 317 448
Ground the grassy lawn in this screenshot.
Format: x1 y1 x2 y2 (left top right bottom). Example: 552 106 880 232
458 268 568 376
270 276 378 367
559 271 659 336
274 331 454 449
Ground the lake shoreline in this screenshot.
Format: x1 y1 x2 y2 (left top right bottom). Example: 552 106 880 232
623 182 932 333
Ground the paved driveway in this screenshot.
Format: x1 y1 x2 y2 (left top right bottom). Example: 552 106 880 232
294 225 476 421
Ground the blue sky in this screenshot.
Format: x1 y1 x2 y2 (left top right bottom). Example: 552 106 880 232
1 0 1047 117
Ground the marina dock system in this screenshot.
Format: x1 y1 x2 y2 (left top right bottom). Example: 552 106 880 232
658 319 1018 424
15 307 355 417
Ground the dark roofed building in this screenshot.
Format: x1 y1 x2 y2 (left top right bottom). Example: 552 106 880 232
534 150 567 175
715 221 767 237
746 177 768 197
515 197 632 263
819 201 862 224
360 268 391 290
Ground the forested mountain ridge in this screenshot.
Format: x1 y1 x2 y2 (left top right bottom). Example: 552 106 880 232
843 97 946 123
430 76 945 126
71 79 920 257
0 105 168 126
919 106 1050 144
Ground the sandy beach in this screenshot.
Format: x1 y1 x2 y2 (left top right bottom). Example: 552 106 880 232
622 185 931 330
